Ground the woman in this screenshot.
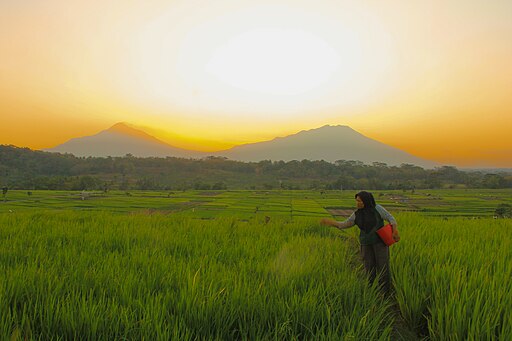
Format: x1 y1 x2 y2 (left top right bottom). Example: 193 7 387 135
321 191 400 294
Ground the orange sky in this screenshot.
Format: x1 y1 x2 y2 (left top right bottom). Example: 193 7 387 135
1 0 511 167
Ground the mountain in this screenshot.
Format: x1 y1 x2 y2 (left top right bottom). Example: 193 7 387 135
215 125 438 168
46 123 438 168
45 123 205 158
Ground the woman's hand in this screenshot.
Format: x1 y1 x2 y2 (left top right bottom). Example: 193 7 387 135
320 218 338 228
392 228 400 242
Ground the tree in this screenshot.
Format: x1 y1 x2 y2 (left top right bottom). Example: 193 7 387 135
495 203 512 218
83 176 97 190
212 182 227 190
1 145 511 191
2 187 7 202
482 174 506 189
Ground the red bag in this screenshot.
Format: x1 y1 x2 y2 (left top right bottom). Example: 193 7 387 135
376 224 397 246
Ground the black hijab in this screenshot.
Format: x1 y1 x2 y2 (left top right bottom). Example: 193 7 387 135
354 191 380 233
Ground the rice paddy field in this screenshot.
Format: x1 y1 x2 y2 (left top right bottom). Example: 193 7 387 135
2 188 511 218
0 189 511 340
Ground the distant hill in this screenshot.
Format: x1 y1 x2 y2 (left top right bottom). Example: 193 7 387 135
46 123 438 168
45 123 205 158
216 125 438 168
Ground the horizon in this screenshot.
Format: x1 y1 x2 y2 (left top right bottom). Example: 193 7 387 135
1 0 511 167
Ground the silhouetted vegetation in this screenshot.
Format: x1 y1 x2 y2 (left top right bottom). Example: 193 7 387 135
495 203 512 218
1 145 511 190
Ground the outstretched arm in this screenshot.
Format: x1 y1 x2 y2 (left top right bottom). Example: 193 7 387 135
320 212 355 230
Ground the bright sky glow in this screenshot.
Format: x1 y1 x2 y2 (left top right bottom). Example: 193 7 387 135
126 4 392 121
205 28 342 96
1 0 511 167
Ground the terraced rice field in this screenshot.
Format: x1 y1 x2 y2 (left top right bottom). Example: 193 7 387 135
0 189 510 339
2 189 511 217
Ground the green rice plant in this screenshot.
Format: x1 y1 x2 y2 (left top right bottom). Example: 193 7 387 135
391 212 512 340
3 190 510 339
0 211 394 340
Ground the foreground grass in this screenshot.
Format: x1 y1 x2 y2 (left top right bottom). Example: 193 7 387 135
392 213 512 339
0 211 393 340
3 209 509 340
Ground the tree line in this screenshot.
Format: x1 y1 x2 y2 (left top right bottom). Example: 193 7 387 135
1 145 511 191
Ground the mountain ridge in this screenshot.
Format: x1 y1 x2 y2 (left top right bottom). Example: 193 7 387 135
45 122 439 168
45 123 204 158
216 124 438 168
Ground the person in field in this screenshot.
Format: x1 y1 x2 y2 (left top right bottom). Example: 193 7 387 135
320 191 400 294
